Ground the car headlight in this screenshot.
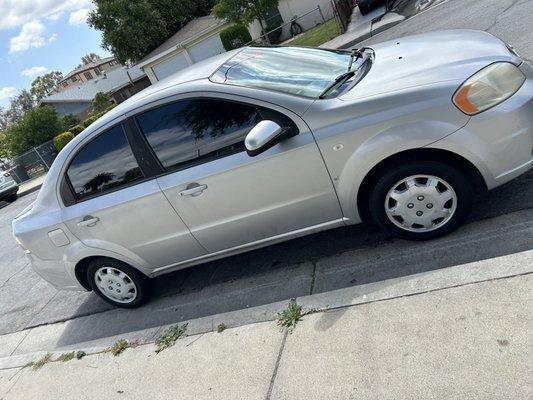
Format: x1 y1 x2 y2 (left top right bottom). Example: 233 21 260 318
453 62 525 115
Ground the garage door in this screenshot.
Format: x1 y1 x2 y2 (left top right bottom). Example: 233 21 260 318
152 52 189 81
188 35 226 63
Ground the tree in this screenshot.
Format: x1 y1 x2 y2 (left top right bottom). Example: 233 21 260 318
88 0 215 63
30 71 64 102
91 92 113 114
3 107 62 156
213 0 279 34
0 90 35 129
79 53 102 67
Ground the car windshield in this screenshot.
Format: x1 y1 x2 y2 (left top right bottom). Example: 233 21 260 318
210 47 364 98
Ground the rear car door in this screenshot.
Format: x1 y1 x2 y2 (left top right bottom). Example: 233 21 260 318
61 124 206 270
134 96 343 253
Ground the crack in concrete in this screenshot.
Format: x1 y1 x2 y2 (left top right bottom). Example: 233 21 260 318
265 329 288 400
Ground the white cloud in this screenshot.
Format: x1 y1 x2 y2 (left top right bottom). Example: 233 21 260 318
21 66 48 77
46 12 63 21
68 8 89 25
0 0 92 30
0 87 17 100
9 20 47 53
48 33 58 42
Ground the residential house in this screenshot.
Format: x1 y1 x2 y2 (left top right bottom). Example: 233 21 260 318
137 14 230 84
247 0 336 43
136 1 337 84
41 65 151 118
57 56 121 92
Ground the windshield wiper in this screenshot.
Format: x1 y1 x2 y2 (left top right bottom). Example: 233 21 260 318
348 47 372 71
318 71 355 99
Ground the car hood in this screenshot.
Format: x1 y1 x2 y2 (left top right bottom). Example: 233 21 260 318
339 30 519 101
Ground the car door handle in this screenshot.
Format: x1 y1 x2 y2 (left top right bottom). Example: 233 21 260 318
179 184 208 197
77 216 100 227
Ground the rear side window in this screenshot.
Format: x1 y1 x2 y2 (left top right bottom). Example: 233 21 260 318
67 125 143 200
136 99 261 172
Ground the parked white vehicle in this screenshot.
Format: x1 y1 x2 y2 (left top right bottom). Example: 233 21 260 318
12 30 533 307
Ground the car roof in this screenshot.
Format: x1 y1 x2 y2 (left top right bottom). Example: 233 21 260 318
85 49 243 133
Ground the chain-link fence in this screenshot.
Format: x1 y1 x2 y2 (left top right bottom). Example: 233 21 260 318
247 3 341 46
0 140 57 184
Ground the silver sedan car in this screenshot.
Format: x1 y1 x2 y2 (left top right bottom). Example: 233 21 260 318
12 30 533 307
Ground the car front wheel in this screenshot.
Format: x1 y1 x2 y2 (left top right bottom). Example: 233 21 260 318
369 161 473 240
87 258 154 308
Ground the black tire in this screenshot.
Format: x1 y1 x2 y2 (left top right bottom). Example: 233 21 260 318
6 193 17 202
369 161 473 241
358 0 371 15
87 257 154 308
290 22 303 36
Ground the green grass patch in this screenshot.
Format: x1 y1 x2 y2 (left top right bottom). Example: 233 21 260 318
277 299 303 333
155 324 188 353
287 19 340 47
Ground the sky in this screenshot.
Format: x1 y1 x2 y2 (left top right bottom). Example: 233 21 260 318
0 0 111 108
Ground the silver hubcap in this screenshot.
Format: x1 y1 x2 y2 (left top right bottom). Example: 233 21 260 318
385 175 457 233
95 267 137 304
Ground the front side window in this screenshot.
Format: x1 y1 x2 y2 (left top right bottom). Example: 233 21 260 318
136 99 261 171
67 125 143 200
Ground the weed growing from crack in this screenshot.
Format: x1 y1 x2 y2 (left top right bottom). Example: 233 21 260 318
216 323 227 333
155 324 188 353
277 299 303 333
27 353 52 371
109 339 136 356
56 351 87 362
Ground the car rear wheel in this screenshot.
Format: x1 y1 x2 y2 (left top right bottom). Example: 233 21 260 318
369 161 473 240
87 258 154 308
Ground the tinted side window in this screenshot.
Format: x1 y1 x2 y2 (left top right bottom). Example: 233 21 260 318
136 99 261 171
67 125 143 200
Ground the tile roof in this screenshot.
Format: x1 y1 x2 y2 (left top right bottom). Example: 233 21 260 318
42 65 147 103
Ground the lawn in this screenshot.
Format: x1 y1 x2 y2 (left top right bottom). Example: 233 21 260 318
286 19 341 47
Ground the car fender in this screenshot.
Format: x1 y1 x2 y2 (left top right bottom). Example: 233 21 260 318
63 239 154 278
334 119 469 222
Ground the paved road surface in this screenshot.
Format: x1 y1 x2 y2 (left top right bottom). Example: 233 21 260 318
0 0 532 346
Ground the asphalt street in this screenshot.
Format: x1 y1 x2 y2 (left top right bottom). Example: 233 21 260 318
0 0 532 347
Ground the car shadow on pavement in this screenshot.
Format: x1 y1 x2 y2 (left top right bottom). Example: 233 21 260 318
56 170 533 347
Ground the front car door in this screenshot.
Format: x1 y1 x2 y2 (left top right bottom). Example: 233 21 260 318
61 124 206 271
133 96 343 254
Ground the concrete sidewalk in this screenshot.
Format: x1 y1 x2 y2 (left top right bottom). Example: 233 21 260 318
1 274 530 399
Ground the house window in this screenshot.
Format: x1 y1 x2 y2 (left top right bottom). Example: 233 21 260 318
84 71 93 80
71 77 77 83
94 67 101 76
62 82 68 87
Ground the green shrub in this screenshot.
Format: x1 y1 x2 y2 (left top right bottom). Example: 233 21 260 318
220 24 252 50
54 132 75 151
82 115 98 128
61 114 80 131
70 124 85 135
104 103 117 113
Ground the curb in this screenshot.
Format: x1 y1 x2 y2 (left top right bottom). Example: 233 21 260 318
17 184 42 198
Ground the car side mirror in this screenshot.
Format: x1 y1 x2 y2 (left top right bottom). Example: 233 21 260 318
245 120 291 157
